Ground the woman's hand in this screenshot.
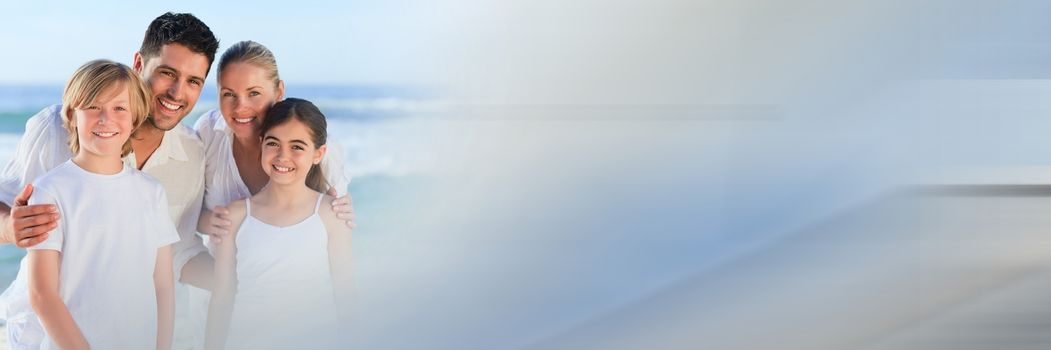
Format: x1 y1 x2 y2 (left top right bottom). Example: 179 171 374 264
325 188 357 230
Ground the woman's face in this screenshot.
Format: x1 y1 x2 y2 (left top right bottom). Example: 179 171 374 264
72 83 136 158
261 118 326 186
218 62 284 139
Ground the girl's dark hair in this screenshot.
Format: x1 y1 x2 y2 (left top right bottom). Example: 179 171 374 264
260 98 329 193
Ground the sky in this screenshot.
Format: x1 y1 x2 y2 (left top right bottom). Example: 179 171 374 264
0 0 454 85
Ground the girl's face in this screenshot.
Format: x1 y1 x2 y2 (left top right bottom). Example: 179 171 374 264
72 84 135 159
261 118 326 186
218 62 284 139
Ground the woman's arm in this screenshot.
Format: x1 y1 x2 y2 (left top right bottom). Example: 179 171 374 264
321 195 354 326
204 200 246 350
28 250 90 350
154 245 174 350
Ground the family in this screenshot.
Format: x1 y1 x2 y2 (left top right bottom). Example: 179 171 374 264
0 12 355 350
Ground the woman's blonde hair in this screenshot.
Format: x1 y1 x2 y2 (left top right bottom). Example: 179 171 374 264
218 40 281 88
62 59 152 157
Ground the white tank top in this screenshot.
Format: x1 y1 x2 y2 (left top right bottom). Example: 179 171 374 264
226 194 340 349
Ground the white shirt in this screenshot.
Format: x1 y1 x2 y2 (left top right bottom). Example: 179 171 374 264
0 105 207 279
9 160 180 349
227 195 339 349
194 108 350 211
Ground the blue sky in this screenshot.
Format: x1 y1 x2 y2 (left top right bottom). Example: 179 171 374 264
0 1 451 85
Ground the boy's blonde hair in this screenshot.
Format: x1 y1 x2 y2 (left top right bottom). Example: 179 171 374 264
61 59 152 157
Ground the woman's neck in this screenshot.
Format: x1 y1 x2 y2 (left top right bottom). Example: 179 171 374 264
232 132 260 152
71 151 123 175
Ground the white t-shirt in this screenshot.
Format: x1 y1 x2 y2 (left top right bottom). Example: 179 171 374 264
7 160 180 349
0 105 207 279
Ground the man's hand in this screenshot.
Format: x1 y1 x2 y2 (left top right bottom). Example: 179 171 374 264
326 188 357 230
2 184 58 248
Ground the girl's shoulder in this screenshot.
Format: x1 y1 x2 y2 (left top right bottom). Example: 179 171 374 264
315 191 353 237
227 198 248 215
316 192 337 218
316 193 346 231
225 198 250 228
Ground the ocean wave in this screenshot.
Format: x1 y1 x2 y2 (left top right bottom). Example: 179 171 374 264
328 118 432 180
0 116 429 183
312 97 444 116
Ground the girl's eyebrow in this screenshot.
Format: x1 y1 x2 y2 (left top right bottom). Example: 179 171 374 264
264 135 310 145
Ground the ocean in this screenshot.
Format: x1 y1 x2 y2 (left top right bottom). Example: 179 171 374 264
0 84 438 287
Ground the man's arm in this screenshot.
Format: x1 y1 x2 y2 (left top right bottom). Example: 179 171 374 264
0 184 59 247
174 150 212 289
180 251 215 291
0 106 70 247
197 207 232 241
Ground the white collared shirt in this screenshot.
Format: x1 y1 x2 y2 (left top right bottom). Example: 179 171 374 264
0 104 207 279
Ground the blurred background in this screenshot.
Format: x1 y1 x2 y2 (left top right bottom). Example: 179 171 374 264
4 0 1051 349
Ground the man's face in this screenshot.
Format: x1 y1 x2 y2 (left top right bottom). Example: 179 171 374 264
136 43 209 131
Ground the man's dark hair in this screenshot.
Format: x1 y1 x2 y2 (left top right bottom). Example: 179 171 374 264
139 12 220 76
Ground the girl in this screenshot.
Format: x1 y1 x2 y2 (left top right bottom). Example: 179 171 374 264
205 98 352 349
5 60 179 349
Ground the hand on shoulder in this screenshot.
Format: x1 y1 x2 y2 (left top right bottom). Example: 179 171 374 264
319 194 353 235
216 200 248 245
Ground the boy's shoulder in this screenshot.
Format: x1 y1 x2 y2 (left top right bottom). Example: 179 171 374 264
32 160 78 190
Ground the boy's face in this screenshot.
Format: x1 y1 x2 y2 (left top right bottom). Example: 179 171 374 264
73 84 135 158
135 43 209 131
